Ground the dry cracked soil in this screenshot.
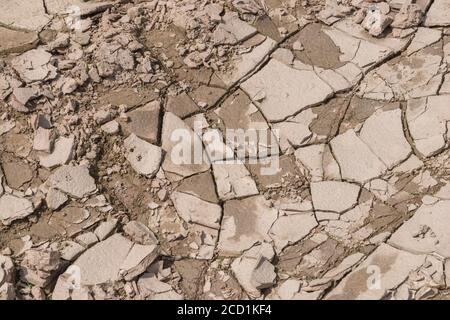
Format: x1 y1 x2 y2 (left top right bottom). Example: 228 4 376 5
1 0 450 301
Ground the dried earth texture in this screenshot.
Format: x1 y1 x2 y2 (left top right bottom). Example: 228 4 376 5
1 0 450 301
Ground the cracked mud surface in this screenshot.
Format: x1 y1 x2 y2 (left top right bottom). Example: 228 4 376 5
1 0 450 300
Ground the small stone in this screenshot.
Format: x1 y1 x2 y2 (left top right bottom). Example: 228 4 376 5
46 188 68 211
33 127 53 152
161 112 210 180
94 219 118 241
11 48 56 83
12 87 37 106
39 135 75 169
378 2 390 14
148 202 159 210
97 61 115 77
183 52 204 69
60 241 85 261
70 234 133 286
171 191 222 229
362 8 393 37
124 134 162 177
0 194 34 225
101 120 120 134
392 4 423 29
213 13 257 45
47 165 97 199
120 244 159 281
121 101 161 144
75 232 99 247
93 109 113 125
72 32 91 46
61 77 78 94
48 33 69 51
2 160 33 190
